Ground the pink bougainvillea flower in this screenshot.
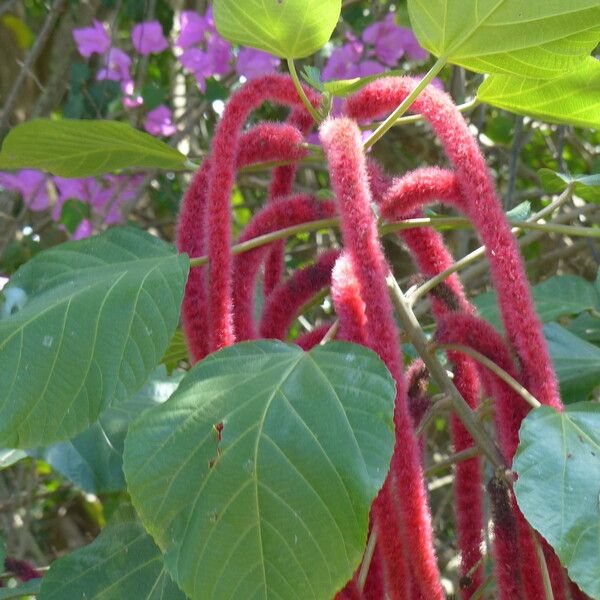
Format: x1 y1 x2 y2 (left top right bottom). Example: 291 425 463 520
72 20 110 57
176 10 208 48
362 14 427 65
131 21 168 55
206 35 232 75
97 48 131 82
236 48 280 79
0 170 49 211
143 105 177 137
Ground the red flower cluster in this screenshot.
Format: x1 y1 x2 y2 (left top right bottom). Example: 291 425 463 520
177 74 571 599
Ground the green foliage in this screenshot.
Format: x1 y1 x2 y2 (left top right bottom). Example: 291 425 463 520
514 402 600 599
213 0 342 58
408 0 600 78
474 274 600 330
0 579 42 599
0 228 188 448
539 167 600 204
161 329 189 373
30 366 182 493
0 119 189 177
544 323 600 403
39 509 186 600
478 58 600 129
124 340 395 600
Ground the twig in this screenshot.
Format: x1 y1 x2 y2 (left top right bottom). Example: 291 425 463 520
357 528 377 590
385 274 508 472
424 447 482 477
530 525 555 600
434 343 541 410
0 0 68 140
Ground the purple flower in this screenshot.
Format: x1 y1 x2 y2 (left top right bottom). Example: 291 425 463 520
206 36 231 75
179 48 213 91
72 20 110 57
72 219 94 240
322 44 361 81
131 21 169 55
144 105 177 137
363 14 427 65
359 60 386 77
97 48 131 82
121 80 143 108
236 48 280 79
0 170 49 211
176 11 208 48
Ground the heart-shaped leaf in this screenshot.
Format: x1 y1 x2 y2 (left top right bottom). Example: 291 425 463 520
213 0 341 59
124 340 395 600
539 167 600 204
514 402 600 599
39 509 186 600
544 323 600 403
408 0 600 78
30 366 183 493
477 58 600 129
0 227 189 448
0 119 190 177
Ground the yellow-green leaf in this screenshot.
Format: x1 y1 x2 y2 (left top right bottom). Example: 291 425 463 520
408 0 600 78
213 0 341 59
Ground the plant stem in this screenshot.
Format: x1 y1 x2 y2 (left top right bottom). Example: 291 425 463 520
408 185 575 305
357 528 378 590
424 447 482 477
287 57 322 124
188 210 596 268
434 343 541 410
385 274 508 472
530 525 555 600
363 56 447 149
360 97 479 131
318 320 340 345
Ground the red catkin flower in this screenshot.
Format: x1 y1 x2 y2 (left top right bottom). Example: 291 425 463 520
321 117 444 600
4 557 41 582
178 122 309 362
232 195 336 341
204 75 320 351
368 160 484 598
260 249 340 340
346 79 561 411
264 109 315 296
293 324 332 350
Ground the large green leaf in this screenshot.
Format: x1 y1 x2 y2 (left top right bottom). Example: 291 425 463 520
161 329 189 374
567 313 600 346
545 323 600 403
30 366 183 493
0 227 189 448
0 579 42 599
39 510 186 600
514 403 600 599
474 275 600 331
0 119 189 177
539 167 600 204
408 0 600 77
213 0 341 59
477 58 600 129
124 340 395 600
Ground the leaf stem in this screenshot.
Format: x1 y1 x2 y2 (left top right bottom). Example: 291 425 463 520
434 343 541 410
363 56 447 149
357 528 378 590
287 57 322 124
529 525 555 600
385 274 508 472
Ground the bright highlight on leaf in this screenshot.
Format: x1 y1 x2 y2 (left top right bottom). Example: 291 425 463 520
478 57 600 129
514 402 600 599
408 0 600 78
0 119 189 177
124 340 395 600
213 0 342 59
0 228 189 448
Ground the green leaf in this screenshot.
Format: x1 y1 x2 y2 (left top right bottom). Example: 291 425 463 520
160 329 189 374
0 535 5 568
124 340 395 600
474 275 600 330
477 58 600 129
213 0 341 59
30 366 183 493
505 201 531 222
539 167 600 204
0 579 42 599
0 228 189 448
0 449 27 470
408 0 600 77
513 402 600 599
567 313 600 346
0 119 189 177
544 323 600 403
38 512 186 600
